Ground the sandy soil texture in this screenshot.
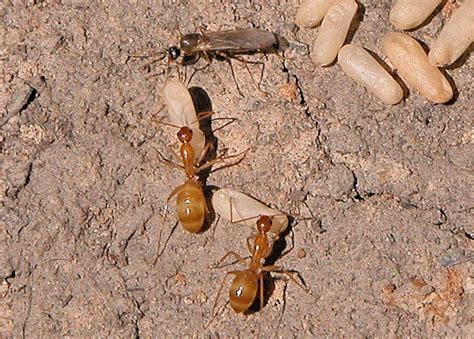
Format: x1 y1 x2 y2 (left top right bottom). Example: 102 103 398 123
1 1 473 337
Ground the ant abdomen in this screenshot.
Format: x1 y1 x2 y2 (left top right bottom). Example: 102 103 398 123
229 270 259 313
176 181 207 233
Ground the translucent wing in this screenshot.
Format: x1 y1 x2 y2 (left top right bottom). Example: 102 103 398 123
211 188 288 235
163 79 199 129
162 79 205 159
196 29 278 53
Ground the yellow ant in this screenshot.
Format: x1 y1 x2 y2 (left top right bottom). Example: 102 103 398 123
154 116 245 263
207 212 319 331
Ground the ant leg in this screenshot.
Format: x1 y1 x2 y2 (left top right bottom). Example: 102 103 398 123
230 214 261 224
275 50 288 63
145 70 167 81
229 207 258 225
262 265 319 301
131 51 167 69
176 24 183 41
258 56 267 94
231 55 268 96
150 105 166 122
227 58 244 97
217 53 244 97
168 144 182 163
280 228 295 258
198 26 207 35
129 48 163 59
191 55 209 69
229 205 287 230
276 280 288 331
195 141 213 165
202 50 212 63
151 116 182 130
175 63 183 82
185 55 208 84
209 214 221 239
246 272 265 337
228 196 256 225
188 48 211 76
196 149 247 173
156 150 184 170
196 110 214 121
258 272 265 337
201 51 226 88
211 117 239 134
154 183 185 264
246 235 257 254
181 110 214 134
205 271 237 329
213 251 247 269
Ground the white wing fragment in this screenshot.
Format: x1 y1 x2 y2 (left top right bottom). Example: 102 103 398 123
212 188 288 235
163 79 199 129
162 79 205 158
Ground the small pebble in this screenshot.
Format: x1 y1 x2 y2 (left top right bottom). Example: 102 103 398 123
297 248 307 258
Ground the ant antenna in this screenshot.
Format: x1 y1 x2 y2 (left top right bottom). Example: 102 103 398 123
152 116 182 130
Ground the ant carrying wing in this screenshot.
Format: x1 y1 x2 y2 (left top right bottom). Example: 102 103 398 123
206 205 318 333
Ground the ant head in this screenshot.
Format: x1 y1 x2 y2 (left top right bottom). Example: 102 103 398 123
256 215 272 233
168 46 181 61
177 126 193 143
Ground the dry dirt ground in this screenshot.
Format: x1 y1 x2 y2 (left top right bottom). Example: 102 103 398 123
1 0 473 337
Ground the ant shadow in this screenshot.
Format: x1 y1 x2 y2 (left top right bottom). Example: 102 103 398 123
246 275 276 315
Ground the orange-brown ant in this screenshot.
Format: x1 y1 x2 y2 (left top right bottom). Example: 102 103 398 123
154 117 246 263
206 213 318 330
